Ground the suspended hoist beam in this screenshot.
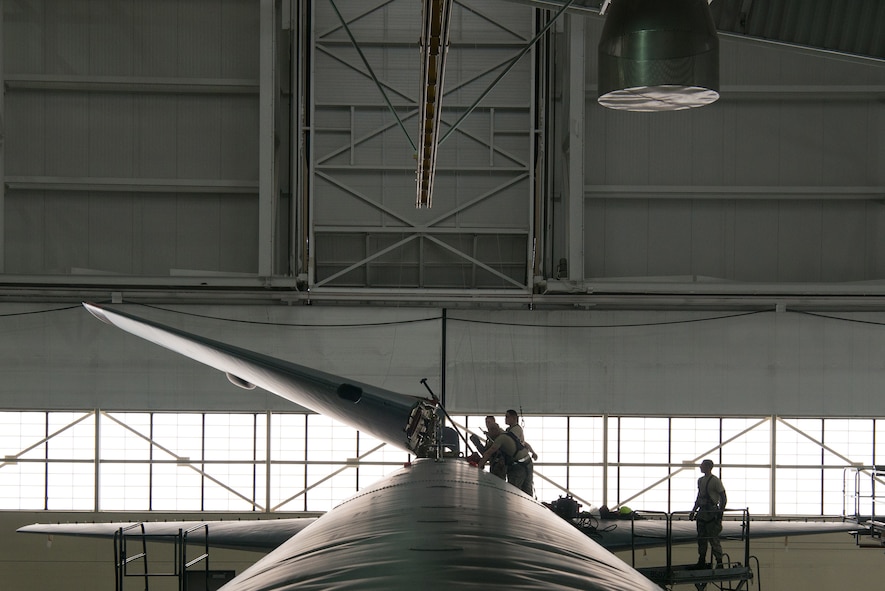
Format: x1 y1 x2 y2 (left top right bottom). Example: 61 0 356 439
416 0 453 208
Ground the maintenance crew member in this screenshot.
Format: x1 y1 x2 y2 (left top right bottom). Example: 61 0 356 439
477 426 532 494
689 459 727 568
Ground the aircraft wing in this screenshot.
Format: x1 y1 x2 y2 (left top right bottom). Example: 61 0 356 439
18 518 317 553
82 303 428 453
19 513 857 555
576 515 859 551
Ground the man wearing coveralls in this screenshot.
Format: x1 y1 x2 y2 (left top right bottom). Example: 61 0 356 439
689 459 727 568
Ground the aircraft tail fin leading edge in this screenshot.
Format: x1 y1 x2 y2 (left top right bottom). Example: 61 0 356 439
82 303 431 453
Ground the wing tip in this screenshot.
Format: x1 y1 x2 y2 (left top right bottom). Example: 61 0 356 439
83 302 112 325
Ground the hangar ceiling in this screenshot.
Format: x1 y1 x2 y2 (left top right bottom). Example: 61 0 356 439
516 0 885 60
0 0 883 309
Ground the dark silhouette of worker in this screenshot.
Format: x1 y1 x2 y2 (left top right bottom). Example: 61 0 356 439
477 421 532 494
689 459 727 569
482 416 507 480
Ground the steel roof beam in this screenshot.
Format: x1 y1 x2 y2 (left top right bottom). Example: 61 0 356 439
416 0 454 208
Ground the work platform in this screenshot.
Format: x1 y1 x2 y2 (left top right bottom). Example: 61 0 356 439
638 562 754 590
627 509 756 590
843 466 885 548
114 522 210 591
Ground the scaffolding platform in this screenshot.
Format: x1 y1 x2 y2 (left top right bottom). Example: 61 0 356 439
638 562 754 589
626 509 756 590
114 522 209 591
843 466 885 548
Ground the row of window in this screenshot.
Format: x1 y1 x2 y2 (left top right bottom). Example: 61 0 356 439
1 411 882 516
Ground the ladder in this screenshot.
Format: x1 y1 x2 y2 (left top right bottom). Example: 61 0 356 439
114 522 210 591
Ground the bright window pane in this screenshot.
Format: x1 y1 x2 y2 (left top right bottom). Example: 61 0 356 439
876 420 885 465
151 464 202 511
521 416 566 463
534 464 567 505
565 465 604 510
616 417 669 464
270 414 306 462
568 417 604 464
671 467 699 514
153 414 204 462
270 462 307 512
203 463 260 511
47 462 94 510
47 412 94 461
777 419 823 465
205 414 260 462
721 418 770 465
100 463 150 510
613 466 672 511
823 419 873 466
306 415 356 463
671 417 720 463
775 468 822 514
722 466 770 516
0 412 48 461
0 462 45 510
101 413 151 461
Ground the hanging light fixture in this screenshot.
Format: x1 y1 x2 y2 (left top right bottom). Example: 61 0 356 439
598 0 719 111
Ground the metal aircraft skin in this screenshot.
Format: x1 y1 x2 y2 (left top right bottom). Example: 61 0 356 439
18 304 857 591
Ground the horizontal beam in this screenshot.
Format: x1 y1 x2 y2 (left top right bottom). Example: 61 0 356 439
315 226 529 234
6 176 258 194
584 185 885 200
5 75 259 94
5 278 885 311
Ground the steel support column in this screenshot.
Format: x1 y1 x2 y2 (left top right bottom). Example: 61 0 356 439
259 0 280 277
566 14 585 282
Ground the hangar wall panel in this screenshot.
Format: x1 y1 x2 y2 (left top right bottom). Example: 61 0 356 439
3 304 885 419
3 0 262 277
445 309 885 417
573 17 885 285
0 304 440 412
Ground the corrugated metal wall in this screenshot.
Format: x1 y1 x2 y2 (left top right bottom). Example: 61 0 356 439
3 0 882 290
4 0 261 276
570 14 885 283
4 301 885 418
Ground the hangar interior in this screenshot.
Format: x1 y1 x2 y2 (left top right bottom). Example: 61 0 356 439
1 0 884 589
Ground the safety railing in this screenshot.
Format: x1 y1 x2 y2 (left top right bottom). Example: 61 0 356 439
630 509 754 589
843 466 885 547
114 523 209 591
